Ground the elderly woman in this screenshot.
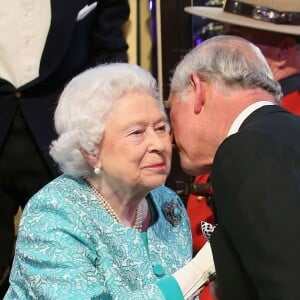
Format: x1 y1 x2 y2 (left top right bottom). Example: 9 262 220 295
5 63 214 299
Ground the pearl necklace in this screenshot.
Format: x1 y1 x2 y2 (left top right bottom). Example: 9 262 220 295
87 181 144 232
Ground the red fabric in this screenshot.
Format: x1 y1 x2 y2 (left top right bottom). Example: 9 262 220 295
186 174 214 252
281 91 300 116
200 284 215 300
186 174 215 300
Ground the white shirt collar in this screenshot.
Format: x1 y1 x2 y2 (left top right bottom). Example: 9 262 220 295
227 101 275 137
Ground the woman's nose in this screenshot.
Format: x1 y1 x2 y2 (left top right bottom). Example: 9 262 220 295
147 130 167 152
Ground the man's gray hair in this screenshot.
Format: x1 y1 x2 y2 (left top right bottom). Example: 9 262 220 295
170 35 282 103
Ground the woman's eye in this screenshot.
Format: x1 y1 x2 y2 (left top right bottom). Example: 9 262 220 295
156 125 166 132
155 123 168 132
130 129 144 136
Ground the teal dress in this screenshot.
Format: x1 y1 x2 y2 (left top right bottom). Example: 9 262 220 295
5 175 193 299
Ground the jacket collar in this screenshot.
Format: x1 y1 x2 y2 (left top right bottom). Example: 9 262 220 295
280 73 300 95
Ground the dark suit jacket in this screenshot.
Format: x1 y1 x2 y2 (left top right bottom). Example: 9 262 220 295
0 0 129 175
210 105 300 299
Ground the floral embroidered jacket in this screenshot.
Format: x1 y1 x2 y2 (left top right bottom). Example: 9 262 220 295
5 175 192 300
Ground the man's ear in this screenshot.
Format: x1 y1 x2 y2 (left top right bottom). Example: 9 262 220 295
190 73 204 114
277 37 296 68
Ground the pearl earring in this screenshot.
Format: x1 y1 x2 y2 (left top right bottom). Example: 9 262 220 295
94 167 101 175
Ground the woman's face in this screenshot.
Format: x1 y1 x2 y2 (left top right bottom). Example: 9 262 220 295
98 91 172 193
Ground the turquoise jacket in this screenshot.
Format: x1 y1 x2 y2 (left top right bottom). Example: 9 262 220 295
5 175 193 299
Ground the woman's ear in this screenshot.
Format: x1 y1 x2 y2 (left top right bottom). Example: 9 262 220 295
190 73 205 114
81 148 101 169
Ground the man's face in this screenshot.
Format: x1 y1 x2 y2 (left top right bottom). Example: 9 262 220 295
168 90 212 175
223 24 282 45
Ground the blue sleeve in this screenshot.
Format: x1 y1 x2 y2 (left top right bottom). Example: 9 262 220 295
5 193 108 299
157 275 184 300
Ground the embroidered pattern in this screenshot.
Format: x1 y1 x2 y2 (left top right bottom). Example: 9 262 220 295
6 176 192 299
